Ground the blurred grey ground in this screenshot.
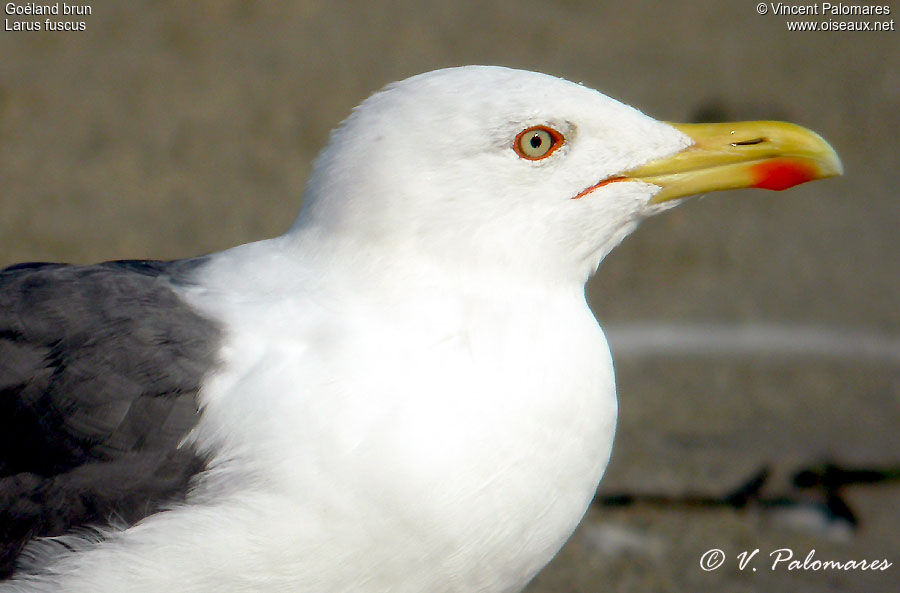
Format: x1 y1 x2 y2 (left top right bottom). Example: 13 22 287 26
1 1 897 591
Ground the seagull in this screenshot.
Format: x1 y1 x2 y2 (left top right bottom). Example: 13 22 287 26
0 66 841 592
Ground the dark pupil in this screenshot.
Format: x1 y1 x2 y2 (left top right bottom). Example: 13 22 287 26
529 134 543 149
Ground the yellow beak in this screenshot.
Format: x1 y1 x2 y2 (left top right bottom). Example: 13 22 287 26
620 121 843 203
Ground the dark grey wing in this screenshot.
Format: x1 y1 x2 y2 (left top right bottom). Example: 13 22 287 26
0 259 222 578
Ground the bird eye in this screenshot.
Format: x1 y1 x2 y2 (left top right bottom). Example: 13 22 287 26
514 126 564 160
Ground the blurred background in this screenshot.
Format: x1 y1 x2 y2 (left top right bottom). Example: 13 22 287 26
1 1 897 591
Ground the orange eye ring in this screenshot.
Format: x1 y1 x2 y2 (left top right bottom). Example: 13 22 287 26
514 126 565 160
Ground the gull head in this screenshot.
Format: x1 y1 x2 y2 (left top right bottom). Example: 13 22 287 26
294 66 841 284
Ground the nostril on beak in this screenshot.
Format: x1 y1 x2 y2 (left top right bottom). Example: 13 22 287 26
731 137 767 147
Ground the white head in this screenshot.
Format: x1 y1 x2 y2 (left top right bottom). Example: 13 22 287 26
292 66 839 285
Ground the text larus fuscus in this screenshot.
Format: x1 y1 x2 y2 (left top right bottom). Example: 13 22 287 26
0 66 841 592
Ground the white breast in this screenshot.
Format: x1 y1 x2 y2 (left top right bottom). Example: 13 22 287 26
183 278 618 593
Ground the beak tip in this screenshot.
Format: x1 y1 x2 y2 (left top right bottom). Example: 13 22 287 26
829 152 845 177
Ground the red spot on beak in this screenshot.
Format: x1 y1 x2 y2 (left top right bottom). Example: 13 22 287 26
750 159 817 191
